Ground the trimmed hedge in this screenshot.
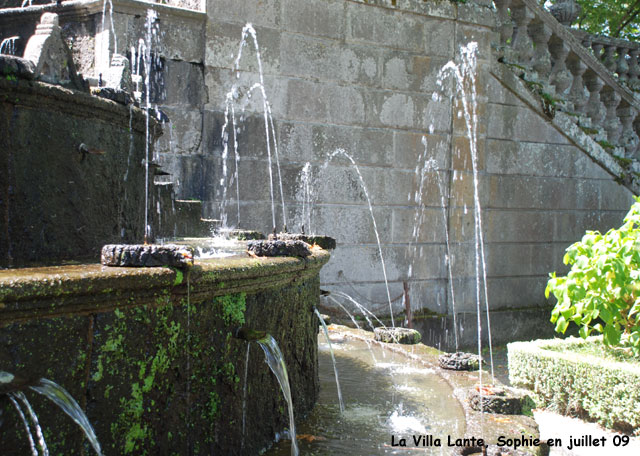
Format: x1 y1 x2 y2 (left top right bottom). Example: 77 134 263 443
508 336 640 435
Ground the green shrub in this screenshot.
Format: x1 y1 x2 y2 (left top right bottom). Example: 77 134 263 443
508 337 640 434
545 197 640 355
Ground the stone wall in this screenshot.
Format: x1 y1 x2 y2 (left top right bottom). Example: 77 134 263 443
0 250 328 454
149 0 637 347
3 0 635 347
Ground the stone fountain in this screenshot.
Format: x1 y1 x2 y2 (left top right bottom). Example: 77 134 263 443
0 7 329 454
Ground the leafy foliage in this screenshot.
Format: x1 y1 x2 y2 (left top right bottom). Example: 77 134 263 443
573 0 640 41
546 197 640 355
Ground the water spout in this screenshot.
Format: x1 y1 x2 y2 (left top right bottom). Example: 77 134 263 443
314 307 344 413
1 372 102 455
256 335 299 456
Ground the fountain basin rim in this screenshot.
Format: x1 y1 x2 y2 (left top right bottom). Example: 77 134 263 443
0 250 330 323
0 77 156 135
327 325 543 451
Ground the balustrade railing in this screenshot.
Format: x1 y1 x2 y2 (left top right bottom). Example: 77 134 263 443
493 0 640 163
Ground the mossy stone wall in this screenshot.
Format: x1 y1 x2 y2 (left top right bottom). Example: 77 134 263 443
0 251 328 454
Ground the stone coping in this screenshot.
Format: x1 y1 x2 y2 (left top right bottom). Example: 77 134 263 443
0 249 330 323
0 76 155 135
0 0 206 21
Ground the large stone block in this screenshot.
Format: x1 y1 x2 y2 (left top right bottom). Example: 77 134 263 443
312 124 394 166
484 210 555 243
280 34 380 86
391 207 446 244
487 103 570 145
205 21 281 73
207 0 281 29
311 204 393 245
163 60 207 107
347 2 425 52
418 93 452 133
285 78 331 122
393 130 450 170
155 106 204 155
424 19 455 58
282 0 346 40
277 121 315 162
328 85 367 125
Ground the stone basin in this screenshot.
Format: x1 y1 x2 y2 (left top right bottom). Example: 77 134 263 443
0 249 330 454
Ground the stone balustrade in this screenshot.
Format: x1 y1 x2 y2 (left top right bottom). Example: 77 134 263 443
494 0 640 162
570 30 640 91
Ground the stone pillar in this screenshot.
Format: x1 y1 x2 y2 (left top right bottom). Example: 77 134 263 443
601 88 622 144
530 21 552 78
494 0 514 47
567 55 588 115
549 39 572 99
510 1 535 67
628 48 640 90
602 44 618 73
616 47 630 83
618 103 640 158
584 71 605 128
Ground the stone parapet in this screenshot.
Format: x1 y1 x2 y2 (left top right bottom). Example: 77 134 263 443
494 0 640 180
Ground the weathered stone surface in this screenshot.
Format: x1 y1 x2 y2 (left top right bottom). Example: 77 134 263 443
23 13 86 91
268 233 336 250
221 228 265 240
0 76 160 267
247 239 312 257
90 86 131 104
0 55 35 79
374 327 422 344
469 386 536 415
101 244 195 267
439 352 480 371
0 251 329 455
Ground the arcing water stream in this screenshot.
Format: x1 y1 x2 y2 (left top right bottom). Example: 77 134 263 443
257 335 299 456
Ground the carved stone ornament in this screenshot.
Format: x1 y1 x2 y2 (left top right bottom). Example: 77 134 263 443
549 0 582 27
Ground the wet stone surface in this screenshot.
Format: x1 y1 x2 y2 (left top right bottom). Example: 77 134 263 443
373 327 422 344
220 228 265 240
247 240 312 257
101 244 194 267
439 351 481 370
469 386 535 415
269 233 337 250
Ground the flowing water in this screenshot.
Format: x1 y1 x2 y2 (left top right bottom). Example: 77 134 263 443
417 140 459 350
265 336 464 455
296 162 315 233
257 335 299 456
314 308 344 413
142 9 159 242
436 42 494 380
30 379 103 455
324 149 395 327
8 394 39 456
217 23 287 231
13 391 48 456
1 371 102 455
0 36 19 55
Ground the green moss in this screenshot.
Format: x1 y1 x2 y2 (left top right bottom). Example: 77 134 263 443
216 293 246 326
173 269 184 286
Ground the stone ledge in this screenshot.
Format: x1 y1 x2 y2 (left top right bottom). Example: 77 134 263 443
0 249 330 323
0 77 155 135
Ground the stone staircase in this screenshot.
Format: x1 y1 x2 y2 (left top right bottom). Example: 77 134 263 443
153 180 220 239
492 0 640 194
